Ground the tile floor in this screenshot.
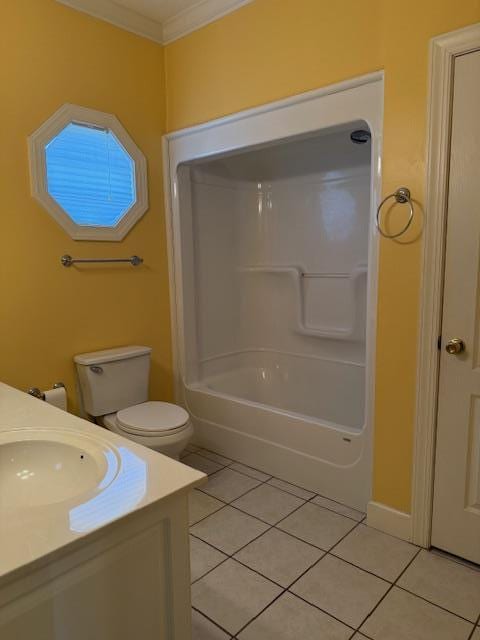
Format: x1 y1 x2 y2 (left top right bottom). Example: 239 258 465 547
182 444 480 640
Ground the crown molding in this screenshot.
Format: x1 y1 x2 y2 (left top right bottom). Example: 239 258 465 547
57 0 164 43
56 0 253 45
162 0 253 44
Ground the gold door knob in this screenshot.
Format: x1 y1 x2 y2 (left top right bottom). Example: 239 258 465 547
445 338 465 355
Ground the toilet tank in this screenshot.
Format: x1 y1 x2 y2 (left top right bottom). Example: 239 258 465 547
74 346 152 416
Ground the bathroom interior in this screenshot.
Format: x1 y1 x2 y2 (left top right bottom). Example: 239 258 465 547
1 2 480 640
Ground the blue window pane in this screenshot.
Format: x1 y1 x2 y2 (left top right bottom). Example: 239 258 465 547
45 122 136 227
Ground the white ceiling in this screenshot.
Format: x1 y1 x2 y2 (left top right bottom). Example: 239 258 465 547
57 0 253 44
113 0 202 23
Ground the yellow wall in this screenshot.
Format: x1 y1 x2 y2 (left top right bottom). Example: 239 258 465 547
164 0 480 512
0 1 171 411
2 0 480 514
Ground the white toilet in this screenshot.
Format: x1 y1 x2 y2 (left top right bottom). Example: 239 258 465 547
74 345 193 458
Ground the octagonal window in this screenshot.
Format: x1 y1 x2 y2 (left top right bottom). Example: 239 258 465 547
45 123 136 227
29 104 148 241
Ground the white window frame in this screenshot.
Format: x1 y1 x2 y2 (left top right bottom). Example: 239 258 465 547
28 103 148 241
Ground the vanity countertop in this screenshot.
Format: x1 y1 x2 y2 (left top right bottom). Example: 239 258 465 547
0 382 205 584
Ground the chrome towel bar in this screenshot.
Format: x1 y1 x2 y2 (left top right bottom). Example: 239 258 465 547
376 186 414 239
61 255 143 267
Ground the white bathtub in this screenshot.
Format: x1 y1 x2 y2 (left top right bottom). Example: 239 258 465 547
184 350 371 510
197 350 364 430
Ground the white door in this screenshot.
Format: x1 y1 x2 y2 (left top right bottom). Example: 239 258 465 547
432 49 480 564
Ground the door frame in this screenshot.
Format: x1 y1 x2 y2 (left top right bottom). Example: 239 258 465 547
413 22 480 547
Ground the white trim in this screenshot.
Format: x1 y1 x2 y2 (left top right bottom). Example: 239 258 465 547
163 0 253 44
28 103 148 242
367 501 412 542
57 0 164 43
163 72 383 508
56 0 253 45
412 23 480 547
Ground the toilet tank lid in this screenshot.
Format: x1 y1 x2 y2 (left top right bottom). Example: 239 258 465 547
74 345 152 366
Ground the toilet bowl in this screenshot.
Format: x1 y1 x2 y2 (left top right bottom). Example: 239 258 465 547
100 401 194 459
74 346 193 459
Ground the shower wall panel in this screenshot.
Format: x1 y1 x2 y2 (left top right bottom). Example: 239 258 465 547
187 132 371 376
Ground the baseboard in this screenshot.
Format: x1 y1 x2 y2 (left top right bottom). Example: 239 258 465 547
366 501 413 542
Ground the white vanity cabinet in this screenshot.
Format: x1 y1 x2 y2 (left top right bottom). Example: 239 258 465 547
0 383 204 640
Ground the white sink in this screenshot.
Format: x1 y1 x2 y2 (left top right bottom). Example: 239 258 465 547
0 429 119 509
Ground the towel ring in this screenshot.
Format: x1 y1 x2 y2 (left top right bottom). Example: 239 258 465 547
376 187 414 239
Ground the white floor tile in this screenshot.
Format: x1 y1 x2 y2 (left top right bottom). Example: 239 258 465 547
191 609 230 640
190 505 269 555
277 502 356 550
233 484 304 525
182 453 224 475
234 528 323 587
360 587 473 640
267 478 315 500
192 559 282 635
230 462 272 482
291 554 390 627
202 468 262 503
190 536 227 582
333 524 418 581
189 489 224 526
238 592 351 640
312 495 365 521
397 550 480 622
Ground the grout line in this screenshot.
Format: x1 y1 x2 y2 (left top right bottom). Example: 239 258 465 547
192 486 336 552
195 449 236 467
232 587 287 637
188 501 225 528
326 550 394 584
190 449 366 522
188 446 479 637
390 549 480 628
192 446 323 499
354 547 423 634
286 589 358 632
194 460 321 512
191 605 234 637
394 584 480 625
191 487 316 564
192 503 364 635
233 523 364 640
190 493 321 585
286 521 363 592
466 614 480 640
190 445 365 517
191 460 411 638
195 476 265 504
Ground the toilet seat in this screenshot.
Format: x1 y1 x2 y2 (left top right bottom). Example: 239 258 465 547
113 401 190 437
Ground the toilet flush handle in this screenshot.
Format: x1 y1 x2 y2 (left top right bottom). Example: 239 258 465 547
90 365 103 374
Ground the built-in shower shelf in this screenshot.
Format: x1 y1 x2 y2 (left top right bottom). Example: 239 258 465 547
238 264 367 341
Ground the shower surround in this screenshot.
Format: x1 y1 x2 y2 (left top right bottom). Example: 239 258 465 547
164 75 382 509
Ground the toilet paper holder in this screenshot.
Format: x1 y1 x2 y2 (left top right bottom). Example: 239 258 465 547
28 382 65 401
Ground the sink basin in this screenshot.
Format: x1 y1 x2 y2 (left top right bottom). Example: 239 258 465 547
0 429 119 509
